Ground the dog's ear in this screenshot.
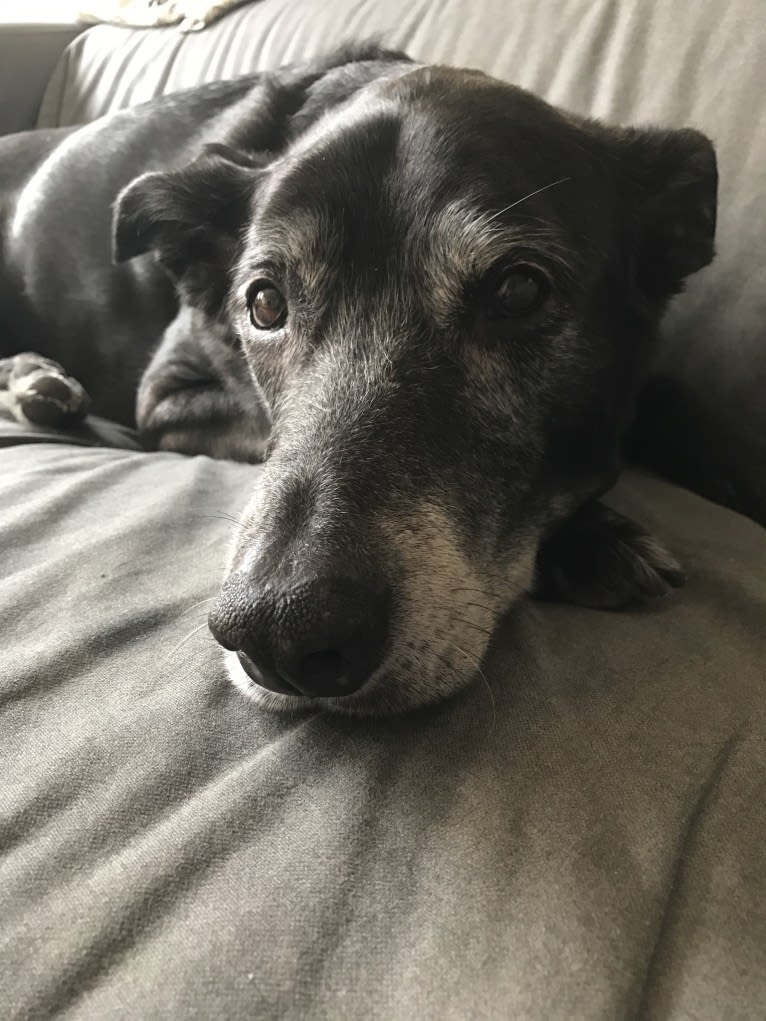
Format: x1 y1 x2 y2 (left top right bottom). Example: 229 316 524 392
612 126 717 301
113 44 411 312
113 147 261 313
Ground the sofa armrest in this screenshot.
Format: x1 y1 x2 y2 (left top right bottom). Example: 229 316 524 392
0 24 83 136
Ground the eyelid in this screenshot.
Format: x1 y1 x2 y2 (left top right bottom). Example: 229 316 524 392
483 250 580 307
487 249 552 277
496 258 549 278
245 261 284 286
466 254 548 294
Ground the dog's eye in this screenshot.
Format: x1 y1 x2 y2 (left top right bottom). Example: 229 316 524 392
247 281 287 330
493 266 549 316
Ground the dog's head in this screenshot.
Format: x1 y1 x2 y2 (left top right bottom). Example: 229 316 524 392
114 47 716 715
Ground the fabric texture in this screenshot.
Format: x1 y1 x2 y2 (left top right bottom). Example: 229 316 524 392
36 0 766 439
4 2 766 1017
1 436 765 1019
0 400 143 450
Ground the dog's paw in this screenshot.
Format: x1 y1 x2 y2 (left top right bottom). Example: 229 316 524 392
0 352 90 427
532 501 685 610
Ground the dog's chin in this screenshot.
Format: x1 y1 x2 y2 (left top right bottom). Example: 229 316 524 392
222 650 469 718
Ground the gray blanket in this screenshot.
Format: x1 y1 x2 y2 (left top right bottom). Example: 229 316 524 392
5 0 765 1013
2 432 764 1019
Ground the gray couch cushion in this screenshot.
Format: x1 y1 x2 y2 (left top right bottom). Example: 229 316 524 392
6 4 764 1015
37 0 766 436
1 437 765 1018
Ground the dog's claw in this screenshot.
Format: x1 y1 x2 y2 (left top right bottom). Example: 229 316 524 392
0 352 90 426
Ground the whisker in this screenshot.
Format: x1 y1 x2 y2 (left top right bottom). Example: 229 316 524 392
426 643 469 691
451 586 510 602
419 636 497 737
454 644 497 736
460 601 497 616
162 620 212 667
484 176 572 225
427 599 497 617
195 511 251 529
178 595 216 618
450 616 494 638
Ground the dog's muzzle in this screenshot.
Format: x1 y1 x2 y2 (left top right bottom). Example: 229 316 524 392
208 571 391 699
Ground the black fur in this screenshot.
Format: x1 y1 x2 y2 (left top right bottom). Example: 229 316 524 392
2 45 752 714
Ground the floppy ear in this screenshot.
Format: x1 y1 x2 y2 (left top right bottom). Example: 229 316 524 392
113 146 261 314
113 44 412 313
615 126 717 301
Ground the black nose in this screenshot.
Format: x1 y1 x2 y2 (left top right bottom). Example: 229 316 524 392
208 572 391 698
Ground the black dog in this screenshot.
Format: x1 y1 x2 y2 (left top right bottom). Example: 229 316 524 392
1 44 750 715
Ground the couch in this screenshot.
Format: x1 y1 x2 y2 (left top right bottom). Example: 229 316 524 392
2 2 765 1018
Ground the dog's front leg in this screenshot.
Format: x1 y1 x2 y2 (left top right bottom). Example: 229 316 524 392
532 501 685 610
136 306 271 463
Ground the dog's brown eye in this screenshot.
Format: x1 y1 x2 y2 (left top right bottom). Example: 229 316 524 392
494 266 549 316
248 281 287 330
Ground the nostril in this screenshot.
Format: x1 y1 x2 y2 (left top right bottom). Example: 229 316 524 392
210 571 391 701
296 648 346 689
237 650 300 697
